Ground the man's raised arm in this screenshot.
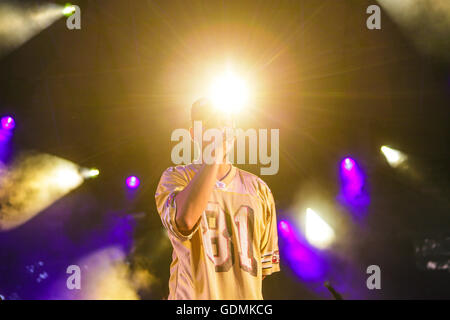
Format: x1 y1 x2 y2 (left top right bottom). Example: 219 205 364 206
174 163 220 235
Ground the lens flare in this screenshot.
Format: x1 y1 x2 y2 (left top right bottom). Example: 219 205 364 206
208 70 249 114
305 208 335 249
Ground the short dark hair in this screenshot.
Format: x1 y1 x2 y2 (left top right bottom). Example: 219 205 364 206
191 97 214 123
190 98 236 128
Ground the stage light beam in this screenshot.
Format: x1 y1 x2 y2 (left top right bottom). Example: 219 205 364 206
0 153 85 231
377 0 450 61
0 2 67 57
381 145 407 168
305 208 335 249
208 70 249 114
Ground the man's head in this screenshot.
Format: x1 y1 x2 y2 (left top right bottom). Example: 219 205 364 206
190 97 235 130
190 97 236 164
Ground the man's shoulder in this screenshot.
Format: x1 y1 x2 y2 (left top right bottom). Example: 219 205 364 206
158 164 201 187
162 163 201 175
235 167 272 194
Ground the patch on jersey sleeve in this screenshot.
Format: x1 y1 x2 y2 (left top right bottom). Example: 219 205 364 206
262 250 279 265
272 251 280 264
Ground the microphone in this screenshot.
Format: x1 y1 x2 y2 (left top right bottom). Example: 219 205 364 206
324 281 343 300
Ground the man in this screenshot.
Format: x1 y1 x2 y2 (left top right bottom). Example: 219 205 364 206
155 98 280 300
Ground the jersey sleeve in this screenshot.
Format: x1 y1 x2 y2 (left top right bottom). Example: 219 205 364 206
155 166 200 242
259 182 280 276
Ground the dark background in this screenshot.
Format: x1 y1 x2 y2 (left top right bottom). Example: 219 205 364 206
0 0 449 299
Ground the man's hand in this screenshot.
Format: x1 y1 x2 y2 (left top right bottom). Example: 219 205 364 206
174 127 235 235
211 127 235 164
174 163 220 234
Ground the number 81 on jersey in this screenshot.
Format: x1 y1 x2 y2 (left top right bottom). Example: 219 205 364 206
201 202 257 276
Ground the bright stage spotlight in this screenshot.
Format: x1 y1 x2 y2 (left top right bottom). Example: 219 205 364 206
208 70 249 114
342 157 355 171
381 145 407 168
305 208 335 249
62 3 76 17
1 116 15 131
80 167 100 179
52 165 83 190
126 175 140 189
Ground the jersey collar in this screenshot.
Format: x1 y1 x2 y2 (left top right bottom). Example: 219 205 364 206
191 163 236 189
218 165 236 188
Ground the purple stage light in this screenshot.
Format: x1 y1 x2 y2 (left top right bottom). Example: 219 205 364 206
278 218 327 282
338 157 370 219
278 220 296 244
340 157 363 196
342 157 355 171
279 220 290 234
0 116 14 160
1 116 15 130
126 175 140 189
